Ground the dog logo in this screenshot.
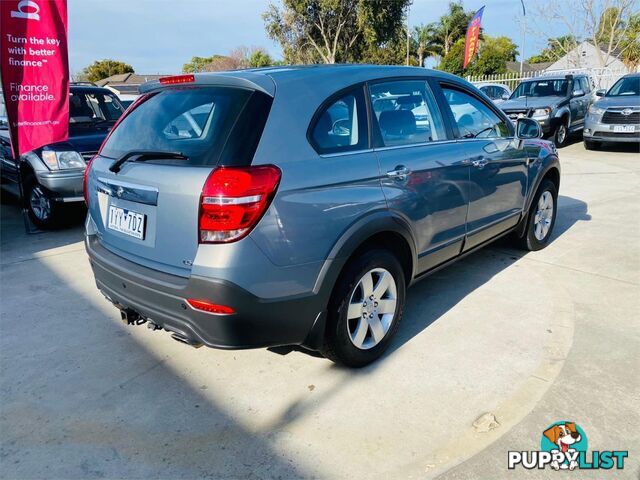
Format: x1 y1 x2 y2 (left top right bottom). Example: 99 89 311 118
541 422 586 470
508 420 628 471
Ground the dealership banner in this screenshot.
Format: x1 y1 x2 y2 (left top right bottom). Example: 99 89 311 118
1 0 69 158
463 5 485 69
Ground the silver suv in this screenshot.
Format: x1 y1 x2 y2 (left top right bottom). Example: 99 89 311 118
85 66 560 367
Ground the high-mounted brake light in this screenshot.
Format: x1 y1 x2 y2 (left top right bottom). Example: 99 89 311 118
199 165 281 243
187 299 235 315
159 74 195 85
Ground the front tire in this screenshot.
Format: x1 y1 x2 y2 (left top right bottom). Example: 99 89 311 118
516 179 558 251
553 121 569 148
321 248 406 367
25 177 60 229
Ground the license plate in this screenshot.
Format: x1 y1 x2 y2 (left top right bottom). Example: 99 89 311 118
613 125 635 133
108 205 145 239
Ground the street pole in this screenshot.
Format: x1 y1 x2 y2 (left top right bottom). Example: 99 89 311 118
520 0 526 77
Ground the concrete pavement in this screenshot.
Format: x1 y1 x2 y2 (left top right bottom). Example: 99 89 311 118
1 141 638 479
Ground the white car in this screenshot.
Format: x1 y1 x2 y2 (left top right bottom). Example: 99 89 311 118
477 83 512 104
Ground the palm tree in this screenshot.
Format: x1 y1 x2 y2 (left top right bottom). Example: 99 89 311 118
431 2 474 58
413 24 439 66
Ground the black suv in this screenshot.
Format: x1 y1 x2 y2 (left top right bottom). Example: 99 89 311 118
500 74 595 147
0 84 125 228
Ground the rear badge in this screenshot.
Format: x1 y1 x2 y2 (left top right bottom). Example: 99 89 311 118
182 259 193 266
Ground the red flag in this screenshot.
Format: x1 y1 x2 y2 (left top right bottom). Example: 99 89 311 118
463 6 485 69
1 0 69 158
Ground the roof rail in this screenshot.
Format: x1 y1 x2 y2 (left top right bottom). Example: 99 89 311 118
70 81 98 86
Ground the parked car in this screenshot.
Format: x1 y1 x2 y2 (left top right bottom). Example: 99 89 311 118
0 84 125 228
0 93 7 128
477 82 512 104
583 72 640 149
500 74 595 147
84 66 560 367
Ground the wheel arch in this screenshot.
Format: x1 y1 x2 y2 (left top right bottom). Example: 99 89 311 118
516 161 561 238
314 211 417 302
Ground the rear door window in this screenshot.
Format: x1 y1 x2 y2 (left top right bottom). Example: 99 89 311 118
100 87 258 166
368 80 444 147
309 87 368 154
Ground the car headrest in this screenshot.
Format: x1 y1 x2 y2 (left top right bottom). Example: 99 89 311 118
379 110 417 136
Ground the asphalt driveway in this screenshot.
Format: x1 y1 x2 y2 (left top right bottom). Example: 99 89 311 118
1 141 638 479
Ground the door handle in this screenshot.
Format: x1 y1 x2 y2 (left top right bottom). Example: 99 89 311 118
471 158 489 169
386 165 411 181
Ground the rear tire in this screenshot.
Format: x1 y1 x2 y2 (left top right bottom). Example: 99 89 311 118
515 179 558 251
321 248 406 368
584 139 600 150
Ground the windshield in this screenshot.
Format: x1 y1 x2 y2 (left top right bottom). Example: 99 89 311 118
511 79 569 99
70 91 124 124
100 86 257 166
607 76 640 97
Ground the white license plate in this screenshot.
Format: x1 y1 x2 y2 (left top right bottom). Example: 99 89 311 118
613 125 635 133
107 205 146 239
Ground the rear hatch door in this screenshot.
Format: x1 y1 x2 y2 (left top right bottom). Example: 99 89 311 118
86 83 272 277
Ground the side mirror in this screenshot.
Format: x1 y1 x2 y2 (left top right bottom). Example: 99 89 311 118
595 89 606 97
572 89 585 97
501 92 510 100
516 118 542 144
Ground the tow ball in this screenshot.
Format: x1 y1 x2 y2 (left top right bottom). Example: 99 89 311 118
120 308 146 326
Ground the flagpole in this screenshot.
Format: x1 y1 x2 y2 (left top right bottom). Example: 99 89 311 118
519 0 526 77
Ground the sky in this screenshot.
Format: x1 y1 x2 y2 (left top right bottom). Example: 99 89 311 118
68 0 564 75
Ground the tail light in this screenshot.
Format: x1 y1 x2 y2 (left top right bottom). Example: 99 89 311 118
83 155 95 205
199 165 281 243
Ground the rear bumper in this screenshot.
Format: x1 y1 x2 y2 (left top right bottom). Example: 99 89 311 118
86 235 326 350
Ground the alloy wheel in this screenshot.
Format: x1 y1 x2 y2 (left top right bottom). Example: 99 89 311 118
557 124 567 145
346 268 397 350
30 185 52 221
534 191 554 241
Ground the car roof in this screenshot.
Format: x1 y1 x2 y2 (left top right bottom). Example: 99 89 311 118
140 64 465 97
523 74 586 82
622 72 640 78
70 85 115 94
477 82 510 88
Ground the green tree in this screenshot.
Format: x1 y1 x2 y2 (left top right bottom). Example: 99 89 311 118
438 35 517 76
413 24 439 67
528 35 578 64
81 59 134 82
248 49 275 67
430 2 475 58
620 12 640 69
263 0 410 64
182 55 227 73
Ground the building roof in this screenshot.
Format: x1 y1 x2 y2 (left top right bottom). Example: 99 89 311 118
96 73 166 87
506 61 554 74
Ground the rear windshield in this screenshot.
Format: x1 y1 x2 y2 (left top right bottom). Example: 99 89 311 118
100 86 266 166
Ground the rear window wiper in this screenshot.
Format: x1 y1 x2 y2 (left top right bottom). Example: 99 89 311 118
109 150 188 173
